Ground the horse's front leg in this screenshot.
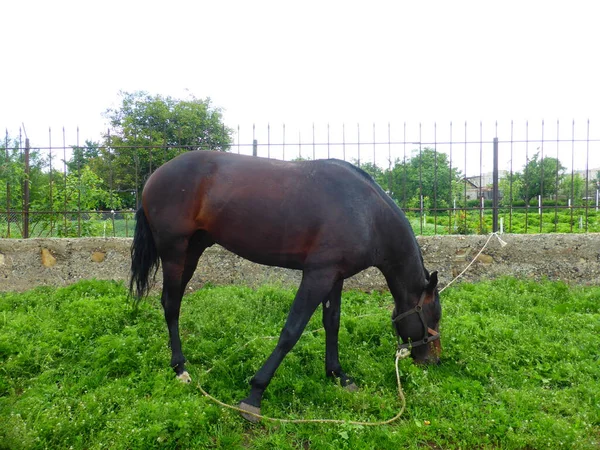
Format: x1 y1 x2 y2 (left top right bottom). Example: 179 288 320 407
239 270 337 422
322 280 357 391
160 261 190 383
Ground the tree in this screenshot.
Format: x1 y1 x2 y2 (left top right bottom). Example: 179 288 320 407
386 148 462 210
51 166 121 212
516 152 566 203
559 173 587 206
92 91 234 208
67 140 100 173
499 173 524 207
0 138 48 212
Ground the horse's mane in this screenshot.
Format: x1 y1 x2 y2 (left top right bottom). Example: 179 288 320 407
324 159 375 183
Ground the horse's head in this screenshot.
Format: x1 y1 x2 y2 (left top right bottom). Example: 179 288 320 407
392 271 442 365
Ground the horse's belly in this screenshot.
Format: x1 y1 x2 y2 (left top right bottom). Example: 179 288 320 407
210 223 314 270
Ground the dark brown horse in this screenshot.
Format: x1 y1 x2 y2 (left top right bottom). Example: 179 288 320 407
130 150 441 420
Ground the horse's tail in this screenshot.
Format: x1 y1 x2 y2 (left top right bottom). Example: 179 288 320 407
129 207 159 302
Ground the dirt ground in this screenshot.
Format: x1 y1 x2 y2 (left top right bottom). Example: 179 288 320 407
1 234 599 293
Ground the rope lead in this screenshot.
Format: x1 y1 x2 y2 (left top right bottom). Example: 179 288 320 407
196 346 411 425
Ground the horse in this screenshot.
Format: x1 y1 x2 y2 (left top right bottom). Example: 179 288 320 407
130 150 442 421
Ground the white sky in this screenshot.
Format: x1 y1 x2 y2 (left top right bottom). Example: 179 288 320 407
2 0 599 174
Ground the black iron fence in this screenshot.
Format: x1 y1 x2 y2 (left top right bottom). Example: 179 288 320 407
2 121 599 238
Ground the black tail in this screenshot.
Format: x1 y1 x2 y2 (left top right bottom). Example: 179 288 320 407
129 207 159 301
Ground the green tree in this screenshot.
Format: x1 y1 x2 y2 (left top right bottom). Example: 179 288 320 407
0 138 48 211
67 140 100 173
52 166 121 212
387 148 462 210
516 152 566 203
499 173 524 207
92 91 233 208
559 173 586 206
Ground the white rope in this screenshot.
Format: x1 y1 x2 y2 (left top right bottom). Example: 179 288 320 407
195 232 508 423
439 232 507 293
195 333 411 425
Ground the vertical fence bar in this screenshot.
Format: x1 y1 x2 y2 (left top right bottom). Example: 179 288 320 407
282 124 286 160
148 127 153 176
107 129 114 237
387 122 392 196
77 127 82 236
449 121 453 233
554 120 560 232
164 125 169 165
524 121 529 233
463 121 468 234
372 123 376 169
342 123 346 162
418 122 423 235
327 123 330 160
19 129 22 237
312 123 316 161
402 122 407 210
509 121 513 232
570 120 575 232
433 122 438 234
4 130 10 237
539 120 545 233
357 123 360 167
49 128 53 236
267 123 271 159
493 137 499 232
585 120 591 227
479 121 483 233
62 127 67 234
134 131 139 210
23 137 30 238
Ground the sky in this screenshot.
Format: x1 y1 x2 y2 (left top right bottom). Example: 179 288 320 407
2 0 599 173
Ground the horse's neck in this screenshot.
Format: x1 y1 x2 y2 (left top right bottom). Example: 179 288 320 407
377 239 426 309
373 200 426 302
379 258 425 307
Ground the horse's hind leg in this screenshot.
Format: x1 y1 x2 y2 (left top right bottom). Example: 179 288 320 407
180 230 213 294
161 231 213 383
322 279 356 391
157 237 194 382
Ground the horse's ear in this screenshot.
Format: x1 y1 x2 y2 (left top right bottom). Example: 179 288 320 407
427 271 438 292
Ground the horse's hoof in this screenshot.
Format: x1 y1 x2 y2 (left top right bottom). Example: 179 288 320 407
239 401 261 423
344 382 359 392
177 371 191 383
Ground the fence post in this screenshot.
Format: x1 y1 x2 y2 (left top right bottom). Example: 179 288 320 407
5 131 10 237
252 139 258 157
23 138 30 238
492 137 499 232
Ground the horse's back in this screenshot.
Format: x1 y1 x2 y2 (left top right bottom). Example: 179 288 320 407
143 151 385 273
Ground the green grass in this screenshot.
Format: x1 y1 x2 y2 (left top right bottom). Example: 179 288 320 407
408 208 600 235
1 279 599 449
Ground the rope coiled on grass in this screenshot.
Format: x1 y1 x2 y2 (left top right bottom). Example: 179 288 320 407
194 334 410 425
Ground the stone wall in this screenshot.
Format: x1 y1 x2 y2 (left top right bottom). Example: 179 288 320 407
1 234 599 293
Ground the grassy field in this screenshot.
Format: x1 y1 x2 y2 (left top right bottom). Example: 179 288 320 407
1 279 599 449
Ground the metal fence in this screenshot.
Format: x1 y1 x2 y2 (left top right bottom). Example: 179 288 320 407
2 121 599 238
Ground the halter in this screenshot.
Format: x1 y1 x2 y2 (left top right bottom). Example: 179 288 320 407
392 292 440 350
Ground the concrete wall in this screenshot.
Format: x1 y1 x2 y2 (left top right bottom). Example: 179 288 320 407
1 234 599 293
